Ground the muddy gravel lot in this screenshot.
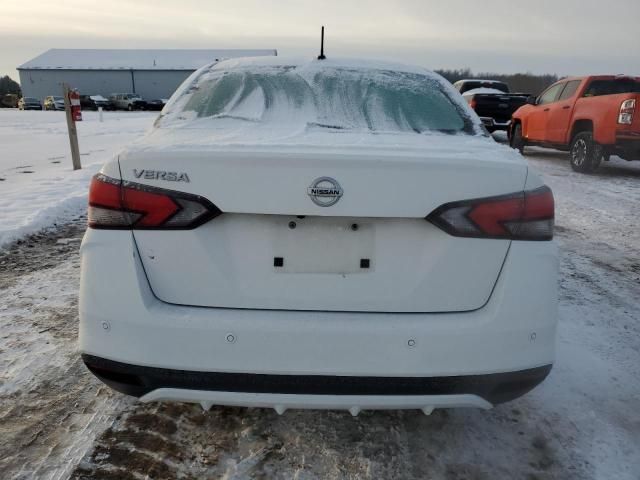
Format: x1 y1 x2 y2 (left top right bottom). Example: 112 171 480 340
1 150 639 480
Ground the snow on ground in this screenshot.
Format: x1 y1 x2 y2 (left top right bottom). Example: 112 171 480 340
0 110 156 247
0 117 638 479
0 219 131 480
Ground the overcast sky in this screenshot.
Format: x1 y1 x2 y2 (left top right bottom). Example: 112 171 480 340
2 0 639 81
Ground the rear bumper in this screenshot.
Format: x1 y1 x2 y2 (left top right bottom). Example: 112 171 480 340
83 353 552 406
612 135 640 160
79 230 558 409
479 117 511 131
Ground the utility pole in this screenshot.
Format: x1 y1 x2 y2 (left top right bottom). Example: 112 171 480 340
63 83 82 170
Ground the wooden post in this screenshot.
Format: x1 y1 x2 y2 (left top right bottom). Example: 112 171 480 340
63 83 82 170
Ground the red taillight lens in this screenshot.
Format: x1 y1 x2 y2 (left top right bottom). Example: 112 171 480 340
88 174 221 229
427 186 554 241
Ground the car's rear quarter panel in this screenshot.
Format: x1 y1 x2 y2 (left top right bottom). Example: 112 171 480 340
572 93 638 145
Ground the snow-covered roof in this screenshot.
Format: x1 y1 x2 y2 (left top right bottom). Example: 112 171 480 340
18 49 278 71
456 79 503 84
204 56 441 76
462 87 508 96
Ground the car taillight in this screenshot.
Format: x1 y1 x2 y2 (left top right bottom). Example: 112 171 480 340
427 186 554 241
618 99 636 125
88 173 221 229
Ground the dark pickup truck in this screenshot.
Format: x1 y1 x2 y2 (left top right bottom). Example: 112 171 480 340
453 80 530 133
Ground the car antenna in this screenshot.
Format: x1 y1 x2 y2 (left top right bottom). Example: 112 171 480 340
318 26 326 60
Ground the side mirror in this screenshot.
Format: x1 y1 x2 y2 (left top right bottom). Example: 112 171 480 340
526 96 538 105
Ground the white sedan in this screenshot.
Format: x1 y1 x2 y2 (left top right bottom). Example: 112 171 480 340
79 56 557 414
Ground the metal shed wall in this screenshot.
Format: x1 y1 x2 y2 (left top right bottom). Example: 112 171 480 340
129 70 193 99
18 69 193 102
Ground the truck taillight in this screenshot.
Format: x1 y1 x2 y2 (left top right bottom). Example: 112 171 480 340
618 99 635 125
427 186 554 241
88 174 221 229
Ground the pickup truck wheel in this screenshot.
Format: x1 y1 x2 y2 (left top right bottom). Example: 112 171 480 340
127 104 133 111
510 124 525 154
570 132 602 173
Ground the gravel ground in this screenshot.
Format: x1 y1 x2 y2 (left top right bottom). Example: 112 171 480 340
1 148 639 480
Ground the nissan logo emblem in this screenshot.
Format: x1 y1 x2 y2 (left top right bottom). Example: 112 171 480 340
307 177 343 207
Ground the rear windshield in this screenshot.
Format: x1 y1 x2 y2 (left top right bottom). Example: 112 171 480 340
584 79 640 97
161 66 476 135
458 81 509 94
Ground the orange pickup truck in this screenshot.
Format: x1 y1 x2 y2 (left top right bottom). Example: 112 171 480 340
510 75 640 172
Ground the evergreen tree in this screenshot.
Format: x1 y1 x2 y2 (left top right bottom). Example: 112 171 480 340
0 75 21 96
435 69 559 96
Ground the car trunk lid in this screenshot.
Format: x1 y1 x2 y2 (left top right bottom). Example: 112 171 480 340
120 139 527 312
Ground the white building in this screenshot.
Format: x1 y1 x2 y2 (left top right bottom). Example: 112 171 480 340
18 48 277 101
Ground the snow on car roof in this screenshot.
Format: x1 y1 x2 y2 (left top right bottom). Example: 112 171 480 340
18 49 278 71
457 79 504 84
462 87 508 96
206 55 436 76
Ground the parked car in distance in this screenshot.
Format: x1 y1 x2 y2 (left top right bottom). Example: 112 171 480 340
1 93 19 108
18 97 42 110
80 57 558 414
145 98 168 111
454 79 530 133
80 95 113 111
511 75 640 172
109 93 146 111
44 95 65 111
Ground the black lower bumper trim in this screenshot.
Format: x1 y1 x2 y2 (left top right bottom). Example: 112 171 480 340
82 354 552 405
612 138 640 160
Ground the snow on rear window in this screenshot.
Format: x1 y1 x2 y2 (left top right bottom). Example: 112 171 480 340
160 65 473 134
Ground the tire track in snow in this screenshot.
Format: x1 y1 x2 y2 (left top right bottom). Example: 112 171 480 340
0 220 130 480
